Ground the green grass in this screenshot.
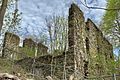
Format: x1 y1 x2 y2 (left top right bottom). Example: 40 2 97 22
0 58 26 77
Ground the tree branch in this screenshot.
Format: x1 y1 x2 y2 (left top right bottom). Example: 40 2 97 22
0 0 8 31
80 0 120 11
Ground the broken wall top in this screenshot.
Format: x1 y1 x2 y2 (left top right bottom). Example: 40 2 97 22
69 3 84 23
23 38 37 48
5 32 20 41
69 3 83 16
38 42 48 49
86 19 102 32
86 18 112 46
4 32 20 45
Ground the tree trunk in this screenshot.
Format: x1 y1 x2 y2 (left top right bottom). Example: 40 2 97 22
0 0 8 31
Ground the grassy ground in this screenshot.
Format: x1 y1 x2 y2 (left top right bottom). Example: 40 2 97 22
0 58 27 79
0 58 48 80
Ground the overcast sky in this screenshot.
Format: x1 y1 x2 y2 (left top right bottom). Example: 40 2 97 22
18 0 107 37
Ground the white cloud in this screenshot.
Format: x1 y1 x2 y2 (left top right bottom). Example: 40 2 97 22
18 0 107 37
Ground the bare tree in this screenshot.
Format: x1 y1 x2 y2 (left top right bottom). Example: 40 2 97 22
0 0 8 32
45 15 68 54
80 0 120 10
45 17 53 53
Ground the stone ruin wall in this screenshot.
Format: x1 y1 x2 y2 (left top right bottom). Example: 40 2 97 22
37 42 48 56
86 19 113 76
67 3 113 79
86 19 113 59
22 38 36 58
2 3 114 80
68 3 89 79
22 38 48 57
16 3 114 80
2 33 48 59
2 32 20 58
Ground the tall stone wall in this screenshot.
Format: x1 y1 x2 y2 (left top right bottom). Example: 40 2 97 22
86 19 113 77
85 19 100 76
85 19 99 57
68 3 88 79
67 3 114 79
2 32 20 59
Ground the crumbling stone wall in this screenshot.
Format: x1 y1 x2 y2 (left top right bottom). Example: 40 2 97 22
2 33 48 59
85 19 101 76
23 38 36 50
37 42 48 56
68 3 88 79
86 19 113 77
22 38 48 57
16 53 68 79
2 32 20 59
10 3 114 80
22 38 36 57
